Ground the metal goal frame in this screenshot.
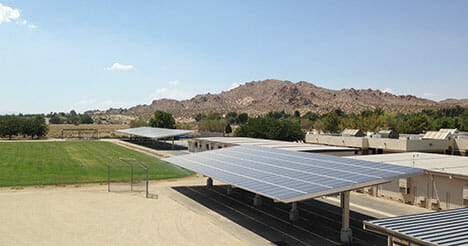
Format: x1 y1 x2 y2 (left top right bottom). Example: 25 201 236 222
108 158 149 198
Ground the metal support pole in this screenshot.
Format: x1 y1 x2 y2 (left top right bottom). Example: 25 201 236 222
207 177 213 187
387 236 393 246
253 194 262 206
146 167 149 198
107 165 110 192
172 137 175 150
289 202 299 221
227 185 232 195
131 164 134 192
340 191 352 244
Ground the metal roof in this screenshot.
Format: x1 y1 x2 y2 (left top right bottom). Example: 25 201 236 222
117 127 194 139
423 131 451 140
341 129 363 136
195 137 356 152
348 152 468 177
363 208 468 246
163 145 423 203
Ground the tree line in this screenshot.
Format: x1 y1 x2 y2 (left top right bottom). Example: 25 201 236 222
47 110 94 125
0 115 48 139
125 105 468 142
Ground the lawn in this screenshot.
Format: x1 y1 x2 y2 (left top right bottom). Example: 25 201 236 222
0 141 192 187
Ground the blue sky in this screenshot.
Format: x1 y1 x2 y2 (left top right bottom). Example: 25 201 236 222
1 0 467 114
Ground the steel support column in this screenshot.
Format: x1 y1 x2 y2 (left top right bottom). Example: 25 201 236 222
207 177 213 187
289 202 299 221
340 191 352 244
226 185 232 195
253 194 262 206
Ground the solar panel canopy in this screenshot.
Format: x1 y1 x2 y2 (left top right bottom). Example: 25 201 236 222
364 208 468 246
117 127 194 139
163 145 423 203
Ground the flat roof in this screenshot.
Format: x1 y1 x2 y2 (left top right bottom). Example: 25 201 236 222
195 137 356 152
163 145 422 203
364 208 468 246
347 152 468 177
117 127 194 140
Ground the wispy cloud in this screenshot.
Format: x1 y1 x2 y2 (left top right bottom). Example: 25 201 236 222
0 3 20 23
168 80 180 86
106 63 135 71
229 82 244 90
148 88 194 101
382 88 393 93
1 3 37 29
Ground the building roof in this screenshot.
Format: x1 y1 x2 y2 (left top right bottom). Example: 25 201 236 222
363 208 468 246
117 127 194 139
195 137 356 152
163 145 423 203
342 129 362 136
347 152 468 177
422 131 451 140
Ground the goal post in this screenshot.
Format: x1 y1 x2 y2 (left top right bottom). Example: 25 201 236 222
108 158 149 198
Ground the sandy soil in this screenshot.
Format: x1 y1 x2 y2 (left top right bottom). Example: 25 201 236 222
0 176 270 246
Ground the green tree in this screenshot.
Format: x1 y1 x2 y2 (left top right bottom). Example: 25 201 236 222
79 114 94 124
323 111 341 133
149 110 176 129
234 116 304 141
0 116 21 139
31 115 48 139
236 113 249 124
49 115 63 124
405 114 430 134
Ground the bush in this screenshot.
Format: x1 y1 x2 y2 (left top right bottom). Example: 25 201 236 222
198 119 227 133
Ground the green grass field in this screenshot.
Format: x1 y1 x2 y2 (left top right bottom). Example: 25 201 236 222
0 141 192 187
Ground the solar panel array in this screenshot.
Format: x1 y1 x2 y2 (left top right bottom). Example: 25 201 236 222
364 208 468 246
117 127 194 140
163 145 423 202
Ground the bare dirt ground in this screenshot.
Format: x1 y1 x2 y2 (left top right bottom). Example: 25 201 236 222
0 175 270 246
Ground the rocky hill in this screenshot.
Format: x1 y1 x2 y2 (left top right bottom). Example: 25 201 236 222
89 79 464 118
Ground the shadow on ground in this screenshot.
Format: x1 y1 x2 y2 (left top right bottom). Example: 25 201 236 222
124 139 187 150
172 185 386 246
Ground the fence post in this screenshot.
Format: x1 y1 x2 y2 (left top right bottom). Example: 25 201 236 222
131 164 133 192
146 168 149 198
107 165 110 192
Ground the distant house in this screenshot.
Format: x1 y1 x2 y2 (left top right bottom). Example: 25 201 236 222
341 129 364 137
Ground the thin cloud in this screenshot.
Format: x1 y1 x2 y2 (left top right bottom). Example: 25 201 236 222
168 80 180 86
229 82 244 90
148 88 194 101
106 63 135 71
382 88 393 93
1 3 37 28
0 3 20 23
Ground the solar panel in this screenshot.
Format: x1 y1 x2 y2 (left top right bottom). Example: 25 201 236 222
117 127 194 140
163 145 423 202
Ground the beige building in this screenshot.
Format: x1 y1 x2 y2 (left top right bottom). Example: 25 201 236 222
188 137 358 156
347 153 468 210
306 128 468 155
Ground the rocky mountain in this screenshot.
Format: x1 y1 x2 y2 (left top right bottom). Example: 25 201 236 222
89 79 464 118
439 98 468 107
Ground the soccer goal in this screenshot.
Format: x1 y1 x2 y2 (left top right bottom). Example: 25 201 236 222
108 158 149 198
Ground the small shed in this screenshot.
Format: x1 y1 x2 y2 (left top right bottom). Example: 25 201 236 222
378 129 399 139
341 129 364 137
